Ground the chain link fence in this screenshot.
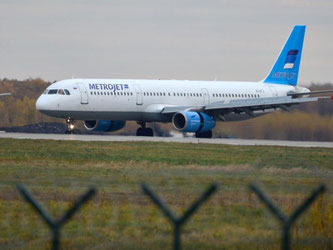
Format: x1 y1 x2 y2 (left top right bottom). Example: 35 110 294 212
1 182 328 249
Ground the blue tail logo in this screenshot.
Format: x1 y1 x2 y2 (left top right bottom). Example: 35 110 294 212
264 25 305 86
283 50 299 69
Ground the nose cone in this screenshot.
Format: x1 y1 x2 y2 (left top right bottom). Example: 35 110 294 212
36 95 49 111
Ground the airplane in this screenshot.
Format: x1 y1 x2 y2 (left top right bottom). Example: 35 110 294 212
0 93 11 97
36 25 333 137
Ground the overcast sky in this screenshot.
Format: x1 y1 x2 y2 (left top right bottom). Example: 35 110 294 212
1 0 332 84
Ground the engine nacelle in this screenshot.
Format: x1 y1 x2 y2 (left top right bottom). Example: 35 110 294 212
83 120 126 132
172 111 215 133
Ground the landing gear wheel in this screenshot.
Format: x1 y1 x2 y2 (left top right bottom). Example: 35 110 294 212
145 128 153 137
65 117 75 134
195 130 213 138
136 124 154 137
136 128 144 136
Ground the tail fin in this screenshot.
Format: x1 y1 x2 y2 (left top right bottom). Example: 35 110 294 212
263 25 306 86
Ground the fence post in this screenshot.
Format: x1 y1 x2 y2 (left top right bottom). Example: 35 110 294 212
142 183 218 250
16 184 96 250
249 183 326 250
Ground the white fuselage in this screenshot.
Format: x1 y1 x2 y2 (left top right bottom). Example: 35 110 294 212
36 79 304 123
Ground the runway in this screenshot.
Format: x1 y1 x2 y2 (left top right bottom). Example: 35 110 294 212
1 132 333 148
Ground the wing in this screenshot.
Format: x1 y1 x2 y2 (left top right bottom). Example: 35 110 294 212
161 95 330 116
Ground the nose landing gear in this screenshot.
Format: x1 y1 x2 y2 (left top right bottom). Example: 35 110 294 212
65 118 75 134
136 122 153 136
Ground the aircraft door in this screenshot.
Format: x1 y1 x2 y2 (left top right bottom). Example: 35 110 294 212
201 88 210 105
269 86 278 97
133 84 143 105
77 83 89 104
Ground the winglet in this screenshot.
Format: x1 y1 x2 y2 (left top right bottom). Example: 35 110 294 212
263 25 306 86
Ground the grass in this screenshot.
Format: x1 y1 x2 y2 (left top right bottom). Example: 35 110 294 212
0 138 332 249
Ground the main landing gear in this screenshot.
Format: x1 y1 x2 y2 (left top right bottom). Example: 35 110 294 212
195 130 213 138
65 118 75 134
136 122 153 136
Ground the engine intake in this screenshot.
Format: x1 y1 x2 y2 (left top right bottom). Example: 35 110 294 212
83 120 126 132
172 111 215 133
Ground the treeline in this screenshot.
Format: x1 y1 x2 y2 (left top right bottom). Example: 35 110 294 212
0 78 58 127
0 78 332 141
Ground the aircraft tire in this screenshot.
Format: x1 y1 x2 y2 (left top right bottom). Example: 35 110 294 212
145 128 154 137
195 130 212 139
136 128 153 136
136 128 144 136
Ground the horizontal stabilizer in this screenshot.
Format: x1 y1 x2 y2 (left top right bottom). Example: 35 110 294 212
287 90 333 97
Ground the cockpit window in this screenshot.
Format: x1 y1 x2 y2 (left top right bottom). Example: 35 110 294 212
64 89 70 95
43 89 48 94
48 89 58 94
58 89 65 95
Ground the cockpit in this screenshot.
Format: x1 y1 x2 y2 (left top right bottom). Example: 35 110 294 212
43 89 71 95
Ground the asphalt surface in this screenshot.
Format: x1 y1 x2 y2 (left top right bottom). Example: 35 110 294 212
1 132 333 148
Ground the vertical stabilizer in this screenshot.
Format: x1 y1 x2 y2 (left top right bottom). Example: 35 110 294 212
263 25 306 86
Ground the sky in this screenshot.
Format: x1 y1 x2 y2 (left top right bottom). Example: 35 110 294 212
1 0 332 85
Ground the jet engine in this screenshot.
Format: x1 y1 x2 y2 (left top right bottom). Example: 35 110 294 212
172 111 215 133
83 120 126 132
